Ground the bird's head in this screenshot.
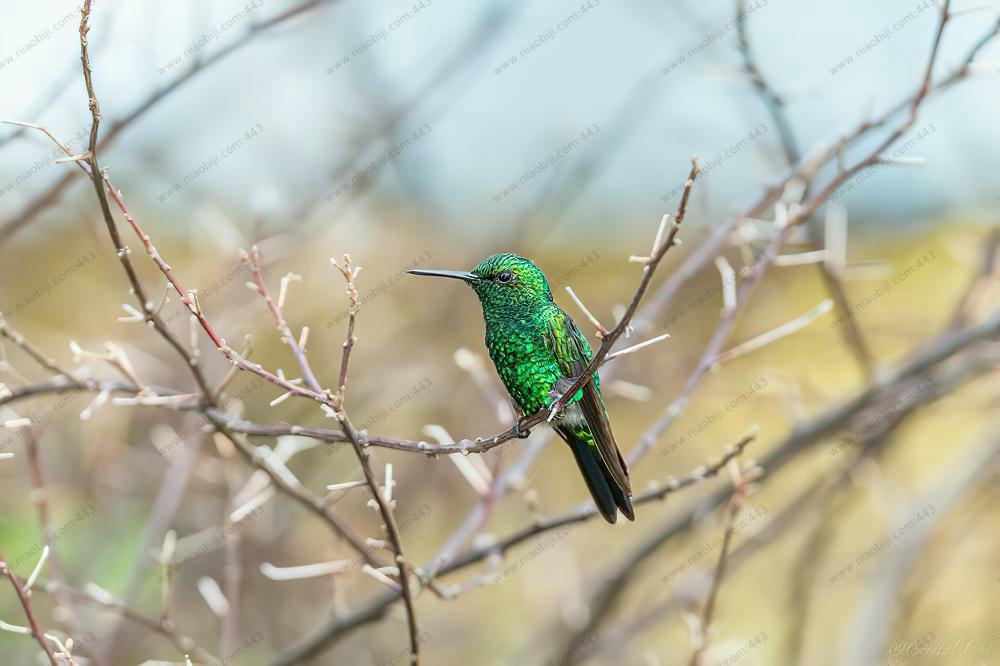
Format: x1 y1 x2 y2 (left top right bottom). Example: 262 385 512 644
407 253 553 311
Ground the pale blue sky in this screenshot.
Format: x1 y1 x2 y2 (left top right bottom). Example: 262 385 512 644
1 0 998 241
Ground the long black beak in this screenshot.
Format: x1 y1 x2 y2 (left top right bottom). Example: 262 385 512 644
407 269 479 283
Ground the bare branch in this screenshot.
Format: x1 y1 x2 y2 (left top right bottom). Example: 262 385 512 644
534 159 699 428
0 320 79 382
73 3 378 572
687 463 757 666
39 580 217 663
0 548 58 665
325 262 422 666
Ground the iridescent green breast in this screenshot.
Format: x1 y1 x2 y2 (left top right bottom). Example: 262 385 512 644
484 308 563 415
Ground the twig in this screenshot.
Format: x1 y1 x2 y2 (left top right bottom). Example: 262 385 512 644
246 248 323 391
0 548 58 665
0 377 539 457
714 256 737 316
736 0 875 377
77 0 213 398
330 255 359 406
247 244 421 663
712 299 832 367
603 332 672 363
550 447 758 666
0 320 80 383
533 159 698 427
38 580 217 663
21 428 89 648
687 465 753 666
324 261 421 666
261 560 358 580
734 0 799 165
564 286 610 337
225 422 381 565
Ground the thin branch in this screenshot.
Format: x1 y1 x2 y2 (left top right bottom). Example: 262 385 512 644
220 433 242 658
603 332 672 363
0 378 537 457
334 412 421 665
330 255 359 406
0 320 80 383
551 449 761 666
735 0 875 377
18 103 347 411
735 0 799 165
246 243 422 663
0 548 58 665
687 466 753 666
246 248 323 392
38 580 217 663
539 159 699 426
712 299 832 367
325 261 421 666
77 0 213 398
20 425 88 649
564 286 610 337
224 422 381 565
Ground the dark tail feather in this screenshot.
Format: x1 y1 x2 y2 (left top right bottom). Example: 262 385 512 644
564 431 635 523
611 476 635 521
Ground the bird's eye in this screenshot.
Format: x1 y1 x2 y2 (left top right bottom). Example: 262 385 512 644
496 271 513 283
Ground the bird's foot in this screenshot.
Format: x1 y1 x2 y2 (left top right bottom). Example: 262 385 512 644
508 398 530 438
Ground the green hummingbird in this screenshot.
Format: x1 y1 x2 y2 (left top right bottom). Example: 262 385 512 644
408 253 633 523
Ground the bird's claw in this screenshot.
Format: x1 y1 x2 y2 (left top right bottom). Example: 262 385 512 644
513 419 531 438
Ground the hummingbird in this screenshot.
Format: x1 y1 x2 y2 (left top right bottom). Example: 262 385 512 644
408 253 634 523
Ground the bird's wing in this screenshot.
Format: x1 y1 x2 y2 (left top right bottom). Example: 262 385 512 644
544 308 631 495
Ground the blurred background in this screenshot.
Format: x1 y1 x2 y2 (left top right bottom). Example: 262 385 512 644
0 0 998 665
